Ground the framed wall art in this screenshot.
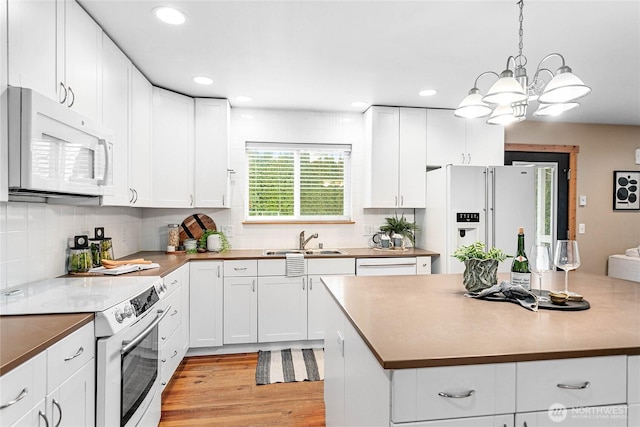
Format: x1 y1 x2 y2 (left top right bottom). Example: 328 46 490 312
613 170 640 210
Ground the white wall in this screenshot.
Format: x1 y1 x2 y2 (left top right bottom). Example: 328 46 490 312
141 108 416 251
0 202 142 289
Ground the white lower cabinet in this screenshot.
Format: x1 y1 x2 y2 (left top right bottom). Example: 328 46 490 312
258 275 308 343
189 261 223 348
159 268 185 390
0 352 46 427
629 356 640 427
392 414 513 427
514 406 627 427
223 260 258 344
46 361 95 427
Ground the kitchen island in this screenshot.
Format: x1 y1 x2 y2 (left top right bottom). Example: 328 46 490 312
322 272 640 426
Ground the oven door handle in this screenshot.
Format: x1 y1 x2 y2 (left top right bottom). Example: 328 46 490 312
121 306 171 355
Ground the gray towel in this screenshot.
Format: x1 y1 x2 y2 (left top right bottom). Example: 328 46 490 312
465 280 539 311
286 253 305 277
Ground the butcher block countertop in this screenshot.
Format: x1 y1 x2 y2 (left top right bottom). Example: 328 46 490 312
0 313 94 375
322 271 640 370
107 247 439 278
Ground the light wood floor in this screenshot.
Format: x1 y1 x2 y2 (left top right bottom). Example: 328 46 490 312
159 353 326 426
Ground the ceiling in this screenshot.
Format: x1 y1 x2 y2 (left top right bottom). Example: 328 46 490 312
79 0 640 126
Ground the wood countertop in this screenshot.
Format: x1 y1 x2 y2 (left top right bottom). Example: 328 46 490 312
0 313 94 375
322 272 640 370
102 247 439 278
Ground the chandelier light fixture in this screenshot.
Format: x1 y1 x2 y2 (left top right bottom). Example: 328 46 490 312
455 0 591 125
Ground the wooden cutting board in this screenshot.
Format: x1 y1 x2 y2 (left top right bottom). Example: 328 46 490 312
179 214 216 243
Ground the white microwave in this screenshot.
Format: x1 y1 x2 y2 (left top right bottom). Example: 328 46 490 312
8 87 113 198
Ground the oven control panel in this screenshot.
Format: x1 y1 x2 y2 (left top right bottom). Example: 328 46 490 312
95 279 166 337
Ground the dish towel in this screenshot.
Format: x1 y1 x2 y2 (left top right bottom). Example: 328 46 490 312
625 246 640 257
465 281 539 311
286 253 305 277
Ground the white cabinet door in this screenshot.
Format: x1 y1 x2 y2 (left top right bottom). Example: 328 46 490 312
398 108 426 208
391 414 513 427
11 399 48 427
194 98 230 207
7 0 58 100
223 276 258 344
258 276 308 342
180 265 190 353
515 406 627 427
62 0 102 122
630 404 640 427
426 109 466 166
189 261 223 348
324 294 346 427
365 106 399 208
307 275 330 340
100 33 130 206
152 87 194 207
466 119 504 166
46 361 95 427
129 67 153 206
0 352 46 427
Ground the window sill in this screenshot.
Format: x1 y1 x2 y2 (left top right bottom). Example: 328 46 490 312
242 220 355 225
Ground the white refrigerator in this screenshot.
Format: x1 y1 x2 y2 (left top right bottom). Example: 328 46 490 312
417 164 536 274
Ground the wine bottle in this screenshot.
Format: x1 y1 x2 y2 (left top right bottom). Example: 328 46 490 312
510 227 531 290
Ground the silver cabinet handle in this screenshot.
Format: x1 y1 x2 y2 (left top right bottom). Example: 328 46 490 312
394 196 398 206
309 277 313 290
2 289 23 297
171 279 178 285
171 350 178 358
0 387 28 409
162 336 167 341
64 346 83 361
58 82 67 104
438 389 475 399
234 267 247 271
217 265 221 278
302 277 305 290
252 279 255 292
170 309 178 316
557 381 590 390
189 194 194 206
467 153 471 164
222 194 225 206
400 195 404 206
52 398 62 427
97 138 110 186
67 86 75 108
129 188 134 203
39 410 49 427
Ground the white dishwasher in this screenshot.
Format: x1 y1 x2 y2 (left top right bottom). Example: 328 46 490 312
356 257 417 276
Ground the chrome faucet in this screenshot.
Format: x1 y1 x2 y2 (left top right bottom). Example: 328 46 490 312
299 231 318 250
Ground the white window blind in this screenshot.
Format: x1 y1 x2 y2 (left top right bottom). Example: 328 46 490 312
246 142 351 220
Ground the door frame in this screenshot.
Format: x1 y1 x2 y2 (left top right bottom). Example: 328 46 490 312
505 143 579 240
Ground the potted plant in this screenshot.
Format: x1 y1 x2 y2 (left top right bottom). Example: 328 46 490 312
379 213 418 248
198 230 231 253
452 242 510 292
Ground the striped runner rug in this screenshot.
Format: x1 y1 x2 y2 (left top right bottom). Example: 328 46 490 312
255 348 324 385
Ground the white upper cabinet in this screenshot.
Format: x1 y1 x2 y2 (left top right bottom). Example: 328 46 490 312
129 67 153 207
1 0 7 202
426 109 504 166
100 33 130 206
152 87 195 207
364 106 427 208
8 0 102 122
194 98 230 208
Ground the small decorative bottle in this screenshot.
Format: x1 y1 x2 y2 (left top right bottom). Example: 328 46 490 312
510 227 531 290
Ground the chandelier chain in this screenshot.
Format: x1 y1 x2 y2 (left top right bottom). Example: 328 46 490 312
518 0 524 59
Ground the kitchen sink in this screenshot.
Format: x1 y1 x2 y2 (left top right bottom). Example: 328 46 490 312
262 248 348 256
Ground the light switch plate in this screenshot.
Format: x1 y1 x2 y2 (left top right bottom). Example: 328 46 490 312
578 223 586 234
579 195 587 206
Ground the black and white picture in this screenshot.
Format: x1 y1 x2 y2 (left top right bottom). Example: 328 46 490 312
613 170 640 210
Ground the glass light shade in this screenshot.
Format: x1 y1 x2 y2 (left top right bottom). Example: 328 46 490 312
533 102 579 117
538 69 591 104
454 90 492 118
486 104 525 126
482 71 528 105
153 7 186 25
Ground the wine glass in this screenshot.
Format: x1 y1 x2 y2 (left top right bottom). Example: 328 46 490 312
530 244 552 302
553 240 581 296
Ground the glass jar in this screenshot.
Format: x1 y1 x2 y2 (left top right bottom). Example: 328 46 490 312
184 238 197 254
168 224 180 250
90 237 114 267
68 235 93 273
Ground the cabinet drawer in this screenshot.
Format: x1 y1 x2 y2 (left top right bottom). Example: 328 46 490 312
307 258 354 275
0 352 46 427
392 363 515 422
47 322 95 392
224 260 257 277
160 328 184 389
516 355 627 412
163 267 183 294
160 287 182 344
391 413 513 427
416 256 432 275
515 405 627 427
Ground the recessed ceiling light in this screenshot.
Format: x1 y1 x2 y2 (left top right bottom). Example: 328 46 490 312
235 96 253 102
193 76 213 85
351 101 368 108
153 7 186 25
419 89 438 97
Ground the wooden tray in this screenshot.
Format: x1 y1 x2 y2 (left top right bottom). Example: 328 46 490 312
179 214 216 242
538 290 591 311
